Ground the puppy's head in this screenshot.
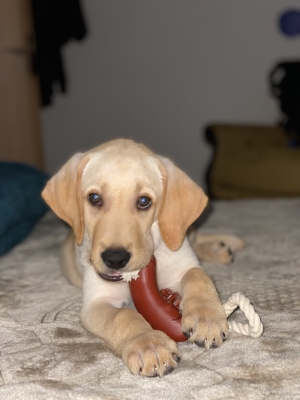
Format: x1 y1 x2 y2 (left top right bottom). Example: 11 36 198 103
42 139 207 282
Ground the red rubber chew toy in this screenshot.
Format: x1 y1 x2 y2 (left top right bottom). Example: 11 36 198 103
129 256 187 342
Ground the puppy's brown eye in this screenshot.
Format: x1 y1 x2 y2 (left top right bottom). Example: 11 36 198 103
137 196 152 210
88 193 102 207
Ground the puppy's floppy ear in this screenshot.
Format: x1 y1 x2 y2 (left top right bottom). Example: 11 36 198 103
157 157 208 251
42 153 90 245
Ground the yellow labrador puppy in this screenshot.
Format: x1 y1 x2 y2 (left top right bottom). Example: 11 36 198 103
42 139 234 377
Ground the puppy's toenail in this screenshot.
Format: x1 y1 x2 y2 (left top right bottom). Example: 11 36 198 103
164 366 174 375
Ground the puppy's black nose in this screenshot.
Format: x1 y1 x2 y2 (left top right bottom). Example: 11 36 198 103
101 248 131 269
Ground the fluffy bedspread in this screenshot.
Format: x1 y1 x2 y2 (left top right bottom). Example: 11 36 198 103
0 199 300 399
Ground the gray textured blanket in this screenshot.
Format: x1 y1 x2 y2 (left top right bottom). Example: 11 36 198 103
0 199 300 399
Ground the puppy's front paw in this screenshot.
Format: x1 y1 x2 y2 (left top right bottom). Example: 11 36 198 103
181 298 229 350
122 330 181 377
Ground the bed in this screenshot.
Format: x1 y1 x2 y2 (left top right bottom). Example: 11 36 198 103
0 199 299 399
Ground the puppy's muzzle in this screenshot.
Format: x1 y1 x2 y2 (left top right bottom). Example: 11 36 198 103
101 248 131 270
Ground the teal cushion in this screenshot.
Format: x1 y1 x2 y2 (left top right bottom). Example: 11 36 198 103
0 162 49 256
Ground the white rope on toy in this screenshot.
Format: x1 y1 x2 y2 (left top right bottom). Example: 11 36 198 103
223 292 263 338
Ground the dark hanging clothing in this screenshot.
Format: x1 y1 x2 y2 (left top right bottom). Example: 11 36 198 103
31 0 87 106
270 61 300 144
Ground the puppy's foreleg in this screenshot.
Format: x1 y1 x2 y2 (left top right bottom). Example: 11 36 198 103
81 301 181 377
180 267 229 349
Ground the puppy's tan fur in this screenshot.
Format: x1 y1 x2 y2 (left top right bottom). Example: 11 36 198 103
42 139 239 377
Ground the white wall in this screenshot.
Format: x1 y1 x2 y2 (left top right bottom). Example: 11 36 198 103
41 0 300 186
